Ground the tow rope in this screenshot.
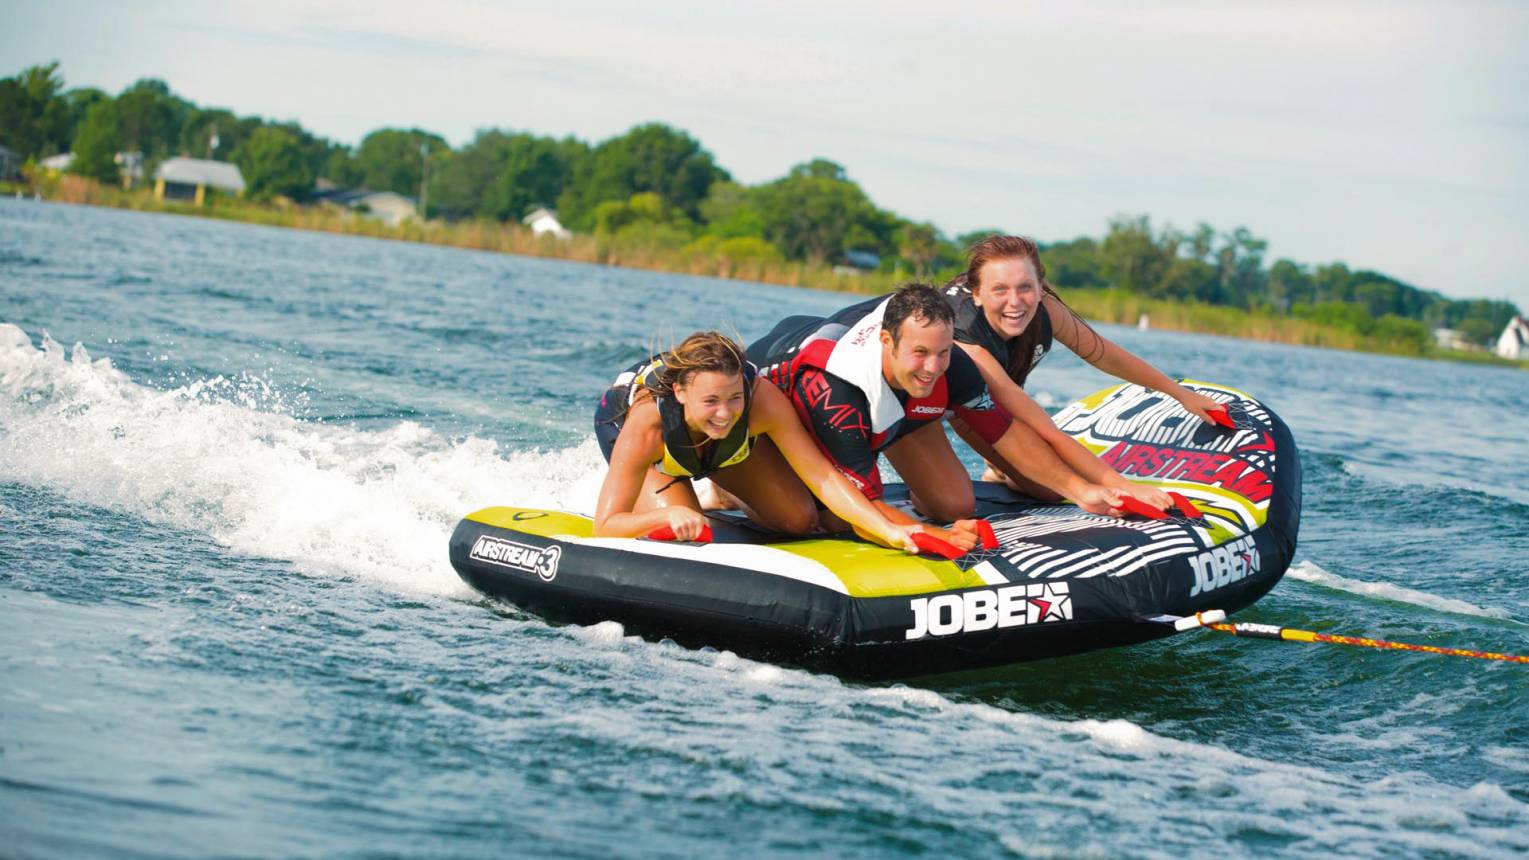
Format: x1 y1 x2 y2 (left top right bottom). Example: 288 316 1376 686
1154 611 1529 664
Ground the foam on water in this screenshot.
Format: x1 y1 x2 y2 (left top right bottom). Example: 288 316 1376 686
1288 559 1512 620
553 616 1527 854
0 324 603 597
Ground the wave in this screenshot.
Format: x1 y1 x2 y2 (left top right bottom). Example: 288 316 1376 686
0 323 604 597
551 615 1528 856
1288 560 1512 620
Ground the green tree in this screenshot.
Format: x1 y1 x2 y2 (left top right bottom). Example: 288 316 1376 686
1370 314 1429 352
1213 227 1267 307
1186 223 1216 262
1099 215 1178 295
1444 298 1519 341
1265 259 1314 310
955 228 1006 250
114 78 188 159
69 98 123 183
178 107 244 160
61 86 109 141
323 147 360 186
591 191 689 235
897 222 940 277
260 120 343 187
352 128 447 196
482 133 580 222
1455 317 1498 345
0 62 70 158
1039 237 1107 289
429 130 584 222
558 123 725 229
698 181 766 239
748 160 898 263
0 63 56 155
236 126 312 200
1293 301 1375 334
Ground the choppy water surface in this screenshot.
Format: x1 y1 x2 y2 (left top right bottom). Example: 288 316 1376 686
3 200 1527 858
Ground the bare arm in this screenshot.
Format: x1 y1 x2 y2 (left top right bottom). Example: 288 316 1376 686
957 342 1171 509
1047 294 1222 423
592 400 708 539
988 418 1124 517
866 497 979 551
750 384 921 552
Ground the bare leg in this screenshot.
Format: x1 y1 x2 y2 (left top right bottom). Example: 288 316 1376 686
883 421 976 522
949 416 1063 501
631 466 704 515
708 436 819 534
693 478 741 512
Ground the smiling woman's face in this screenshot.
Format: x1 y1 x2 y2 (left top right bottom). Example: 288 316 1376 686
673 370 746 440
974 257 1042 340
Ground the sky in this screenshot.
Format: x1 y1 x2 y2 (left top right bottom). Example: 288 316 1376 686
5 0 1527 307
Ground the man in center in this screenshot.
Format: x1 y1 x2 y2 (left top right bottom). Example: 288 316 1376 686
746 283 1131 536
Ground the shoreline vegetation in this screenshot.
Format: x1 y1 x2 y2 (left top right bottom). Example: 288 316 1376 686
3 60 1523 369
21 173 1525 370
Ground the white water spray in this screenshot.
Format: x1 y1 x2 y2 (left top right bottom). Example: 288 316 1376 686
0 323 604 596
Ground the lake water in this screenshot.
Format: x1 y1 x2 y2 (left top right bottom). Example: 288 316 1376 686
3 200 1527 858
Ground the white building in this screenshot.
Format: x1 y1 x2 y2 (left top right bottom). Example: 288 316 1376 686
309 187 418 226
1432 327 1476 351
1495 316 1529 360
523 207 571 239
40 152 73 172
154 157 245 204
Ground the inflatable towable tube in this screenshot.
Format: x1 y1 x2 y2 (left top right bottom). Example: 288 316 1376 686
449 381 1300 678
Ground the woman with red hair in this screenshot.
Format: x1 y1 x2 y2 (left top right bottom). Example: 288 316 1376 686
945 235 1220 501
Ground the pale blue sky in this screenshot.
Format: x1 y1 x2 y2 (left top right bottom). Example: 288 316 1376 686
5 0 1526 307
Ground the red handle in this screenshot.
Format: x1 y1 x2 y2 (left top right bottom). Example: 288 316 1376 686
1167 492 1204 519
975 519 999 550
911 531 967 560
647 523 714 544
1118 495 1170 520
1206 405 1236 429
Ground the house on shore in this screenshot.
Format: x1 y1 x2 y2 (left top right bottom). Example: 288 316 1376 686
154 157 245 204
832 249 882 276
40 153 73 172
1432 327 1478 352
1496 316 1529 360
523 207 571 239
310 187 418 227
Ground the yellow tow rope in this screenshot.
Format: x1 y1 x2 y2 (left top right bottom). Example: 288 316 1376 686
1189 614 1529 664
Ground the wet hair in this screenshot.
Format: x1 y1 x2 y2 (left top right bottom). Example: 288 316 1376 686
644 331 747 399
882 282 954 347
962 234 1105 366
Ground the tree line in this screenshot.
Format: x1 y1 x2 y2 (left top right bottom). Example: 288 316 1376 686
1 62 1518 347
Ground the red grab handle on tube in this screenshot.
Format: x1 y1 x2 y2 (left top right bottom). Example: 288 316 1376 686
1118 495 1171 520
1207 405 1236 429
911 532 967 560
1167 492 1204 519
647 523 714 544
975 519 1000 550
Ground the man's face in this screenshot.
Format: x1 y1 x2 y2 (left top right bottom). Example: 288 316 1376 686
880 316 953 398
